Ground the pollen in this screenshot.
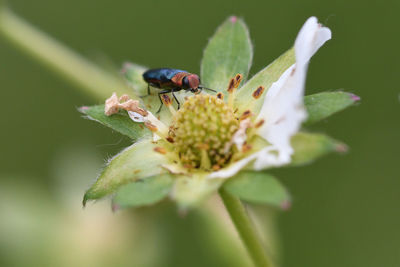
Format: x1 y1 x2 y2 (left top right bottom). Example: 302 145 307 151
170 94 239 170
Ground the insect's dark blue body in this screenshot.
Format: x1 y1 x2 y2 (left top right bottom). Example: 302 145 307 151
143 68 186 89
142 68 215 113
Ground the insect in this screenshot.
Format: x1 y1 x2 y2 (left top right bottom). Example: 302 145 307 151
142 68 216 113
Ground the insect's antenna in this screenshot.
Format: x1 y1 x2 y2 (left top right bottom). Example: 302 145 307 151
199 86 217 92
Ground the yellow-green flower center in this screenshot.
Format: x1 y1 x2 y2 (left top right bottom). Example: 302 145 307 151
170 94 239 170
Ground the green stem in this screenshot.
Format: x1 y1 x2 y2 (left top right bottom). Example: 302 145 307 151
219 188 274 267
0 5 133 101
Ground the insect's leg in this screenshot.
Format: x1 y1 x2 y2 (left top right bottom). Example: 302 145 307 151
171 90 180 110
200 87 217 93
156 89 171 113
140 84 153 98
156 93 163 113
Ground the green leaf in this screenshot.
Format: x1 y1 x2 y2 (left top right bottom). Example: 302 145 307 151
223 171 290 209
201 16 253 93
235 48 295 115
113 174 173 209
83 139 169 205
79 104 150 141
304 91 360 125
291 132 347 166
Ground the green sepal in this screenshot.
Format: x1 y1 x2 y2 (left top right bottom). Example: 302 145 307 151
291 132 347 166
83 139 169 205
79 104 150 141
201 16 253 93
222 171 290 209
112 174 173 209
304 91 360 125
122 62 148 96
235 48 295 114
172 173 224 209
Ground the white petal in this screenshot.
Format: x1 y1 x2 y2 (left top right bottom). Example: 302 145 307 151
232 118 251 150
254 16 331 169
253 146 290 170
209 152 258 179
128 111 146 122
209 146 284 179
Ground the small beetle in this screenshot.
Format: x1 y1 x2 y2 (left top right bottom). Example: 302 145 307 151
142 68 215 113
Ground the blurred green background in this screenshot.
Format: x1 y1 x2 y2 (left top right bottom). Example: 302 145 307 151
1 0 399 266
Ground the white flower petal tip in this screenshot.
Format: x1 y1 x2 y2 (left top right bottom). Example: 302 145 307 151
295 16 332 66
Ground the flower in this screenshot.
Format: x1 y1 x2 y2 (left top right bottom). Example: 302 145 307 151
81 16 358 209
211 17 332 178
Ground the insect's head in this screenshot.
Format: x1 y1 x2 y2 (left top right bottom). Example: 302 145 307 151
183 74 201 93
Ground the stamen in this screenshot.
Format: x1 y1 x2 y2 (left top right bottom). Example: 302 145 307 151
252 86 265 99
136 107 149 116
227 74 243 108
240 110 252 121
154 147 167 154
212 164 221 171
217 92 224 100
145 112 169 139
227 79 235 93
234 74 243 87
144 122 158 132
161 94 176 115
242 143 252 153
255 119 265 128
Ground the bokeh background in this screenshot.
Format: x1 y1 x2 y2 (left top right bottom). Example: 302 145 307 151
1 0 399 266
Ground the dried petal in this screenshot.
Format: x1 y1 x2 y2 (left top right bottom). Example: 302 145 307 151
105 92 120 116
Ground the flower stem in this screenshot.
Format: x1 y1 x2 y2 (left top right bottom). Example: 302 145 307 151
0 5 132 101
219 187 274 267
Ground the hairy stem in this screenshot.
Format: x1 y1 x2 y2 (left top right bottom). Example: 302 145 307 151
219 187 274 267
0 5 132 100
